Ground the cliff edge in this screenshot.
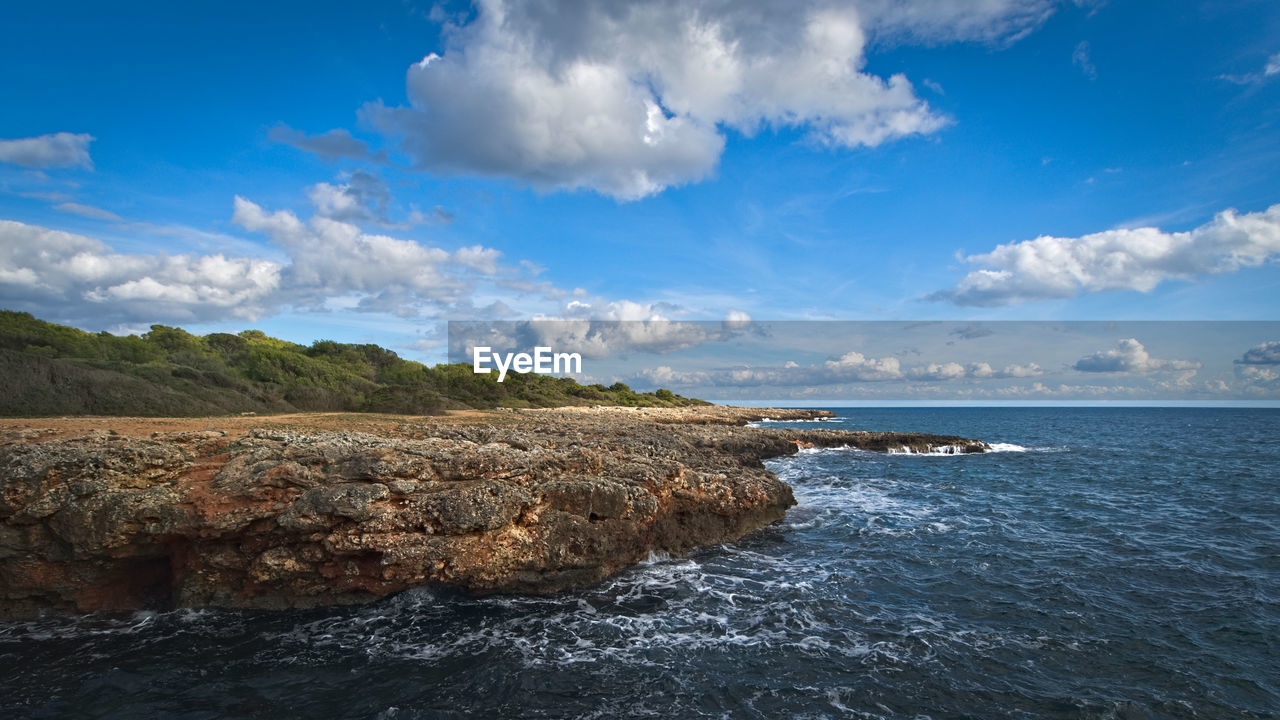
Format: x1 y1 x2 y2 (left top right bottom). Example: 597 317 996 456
0 407 986 616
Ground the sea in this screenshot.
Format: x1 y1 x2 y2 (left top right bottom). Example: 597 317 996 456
2 408 1277 719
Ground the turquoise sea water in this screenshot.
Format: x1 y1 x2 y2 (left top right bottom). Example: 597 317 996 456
2 408 1277 718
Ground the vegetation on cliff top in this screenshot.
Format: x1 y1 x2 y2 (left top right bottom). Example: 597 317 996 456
0 310 707 416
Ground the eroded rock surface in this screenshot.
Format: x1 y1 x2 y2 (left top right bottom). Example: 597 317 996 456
0 407 986 616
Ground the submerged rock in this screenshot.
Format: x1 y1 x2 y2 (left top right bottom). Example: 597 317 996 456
0 407 986 616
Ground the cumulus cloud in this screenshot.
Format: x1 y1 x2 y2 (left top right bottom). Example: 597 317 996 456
0 220 281 325
231 196 505 313
450 305 792 364
539 320 720 359
1236 364 1280 388
906 360 1041 380
0 132 95 170
451 308 749 362
307 171 393 223
636 351 1048 388
306 171 454 230
363 0 1051 199
636 349 906 387
823 350 905 380
1073 338 1200 374
1236 341 1280 365
723 309 752 329
996 362 1043 378
907 361 966 380
1235 347 1280 394
930 203 1280 306
268 125 383 162
0 195 534 326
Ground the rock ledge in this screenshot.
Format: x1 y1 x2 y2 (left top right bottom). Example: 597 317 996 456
0 407 986 616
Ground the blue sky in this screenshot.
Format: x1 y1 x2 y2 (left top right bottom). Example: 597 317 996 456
2 0 1279 400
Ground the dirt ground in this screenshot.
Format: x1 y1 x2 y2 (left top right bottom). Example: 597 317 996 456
0 410 506 444
0 406 824 445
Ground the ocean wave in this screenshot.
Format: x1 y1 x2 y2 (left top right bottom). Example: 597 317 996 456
746 416 839 427
987 442 1070 453
789 440 1053 456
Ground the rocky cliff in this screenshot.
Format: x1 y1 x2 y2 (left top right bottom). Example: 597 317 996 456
0 407 986 616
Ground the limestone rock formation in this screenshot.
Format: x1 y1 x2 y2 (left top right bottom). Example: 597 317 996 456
0 408 986 616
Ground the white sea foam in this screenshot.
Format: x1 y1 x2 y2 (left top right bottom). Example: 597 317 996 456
887 444 975 456
794 444 858 455
746 416 839 427
247 545 902 671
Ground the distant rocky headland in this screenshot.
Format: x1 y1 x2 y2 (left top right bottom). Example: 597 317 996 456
0 407 987 617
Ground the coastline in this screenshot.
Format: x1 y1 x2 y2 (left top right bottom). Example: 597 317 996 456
0 407 986 617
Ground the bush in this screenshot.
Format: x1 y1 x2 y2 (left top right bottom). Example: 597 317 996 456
0 310 709 416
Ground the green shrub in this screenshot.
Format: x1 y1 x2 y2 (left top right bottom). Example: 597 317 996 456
0 310 708 416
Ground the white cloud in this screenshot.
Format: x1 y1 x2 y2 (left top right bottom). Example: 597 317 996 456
931 203 1280 306
907 361 966 380
635 351 1047 388
307 171 393 223
306 171 453 230
232 196 502 312
533 320 716 359
448 308 762 363
998 362 1043 378
1237 364 1279 385
823 350 905 380
1073 338 1200 374
1236 340 1280 365
0 195 541 326
912 360 1041 380
451 245 503 274
723 309 752 329
528 306 733 358
636 349 906 387
0 133 94 170
0 220 281 325
364 0 1050 199
1268 53 1280 76
967 362 997 377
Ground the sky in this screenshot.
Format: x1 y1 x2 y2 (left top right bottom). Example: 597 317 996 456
2 0 1279 401
446 320 1280 403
